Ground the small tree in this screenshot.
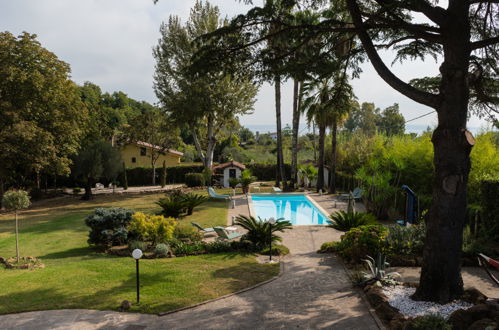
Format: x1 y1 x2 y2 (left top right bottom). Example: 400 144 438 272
2 190 31 262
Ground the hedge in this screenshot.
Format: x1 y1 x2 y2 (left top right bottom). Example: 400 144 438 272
480 180 499 241
245 163 291 181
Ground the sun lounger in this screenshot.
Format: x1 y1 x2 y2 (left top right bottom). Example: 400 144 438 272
208 187 231 200
213 227 242 240
191 222 215 233
272 187 282 192
340 187 362 200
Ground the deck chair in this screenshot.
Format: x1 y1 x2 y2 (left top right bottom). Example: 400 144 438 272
208 187 231 200
213 227 242 240
272 187 282 192
191 222 215 233
477 253 499 286
340 187 362 200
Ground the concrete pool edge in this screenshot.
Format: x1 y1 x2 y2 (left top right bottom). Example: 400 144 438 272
247 192 330 225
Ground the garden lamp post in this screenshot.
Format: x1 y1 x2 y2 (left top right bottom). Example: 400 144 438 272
132 248 143 304
268 217 276 262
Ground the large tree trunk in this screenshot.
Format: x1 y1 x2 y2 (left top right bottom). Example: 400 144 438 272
316 122 326 192
291 79 301 189
275 75 287 190
413 4 472 303
329 120 338 194
82 178 94 200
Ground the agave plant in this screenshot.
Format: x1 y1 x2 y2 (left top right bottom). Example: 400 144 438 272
362 253 400 285
234 215 292 250
181 193 208 215
327 211 377 231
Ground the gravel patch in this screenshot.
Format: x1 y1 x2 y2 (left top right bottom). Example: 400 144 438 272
383 286 473 319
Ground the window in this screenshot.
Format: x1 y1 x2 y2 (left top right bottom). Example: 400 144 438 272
131 157 136 163
140 147 147 156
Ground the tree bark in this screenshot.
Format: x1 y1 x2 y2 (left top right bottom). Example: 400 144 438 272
413 3 472 303
0 177 4 209
82 178 93 200
15 211 20 262
291 79 301 189
329 120 338 194
316 122 326 192
275 75 287 190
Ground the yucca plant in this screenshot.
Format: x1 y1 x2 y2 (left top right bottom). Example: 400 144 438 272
234 215 292 249
327 211 377 231
181 193 208 215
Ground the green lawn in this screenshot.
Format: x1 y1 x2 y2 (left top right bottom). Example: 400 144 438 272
0 193 279 314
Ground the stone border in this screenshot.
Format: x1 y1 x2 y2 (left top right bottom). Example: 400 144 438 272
157 260 285 316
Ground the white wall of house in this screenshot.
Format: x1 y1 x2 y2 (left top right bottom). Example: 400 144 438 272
223 167 242 188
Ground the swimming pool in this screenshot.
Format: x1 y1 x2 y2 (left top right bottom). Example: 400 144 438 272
250 194 329 225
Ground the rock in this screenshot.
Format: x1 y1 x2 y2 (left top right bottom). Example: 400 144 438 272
374 281 382 288
467 318 497 330
486 299 499 311
491 311 499 324
119 300 131 312
366 288 387 307
448 309 474 330
388 316 406 330
375 303 400 322
467 304 493 321
462 288 488 305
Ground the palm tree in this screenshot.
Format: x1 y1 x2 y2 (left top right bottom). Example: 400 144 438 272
302 78 335 192
302 75 354 193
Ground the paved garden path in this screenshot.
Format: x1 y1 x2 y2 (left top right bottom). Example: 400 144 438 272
0 226 380 330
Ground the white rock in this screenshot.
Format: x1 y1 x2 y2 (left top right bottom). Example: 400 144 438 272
382 286 473 319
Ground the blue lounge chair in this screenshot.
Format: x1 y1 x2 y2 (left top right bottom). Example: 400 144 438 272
208 187 231 200
340 187 363 200
191 222 215 233
213 227 242 240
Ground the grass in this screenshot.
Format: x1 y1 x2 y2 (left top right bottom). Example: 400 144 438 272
0 192 279 314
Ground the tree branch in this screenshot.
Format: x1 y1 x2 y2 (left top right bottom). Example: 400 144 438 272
347 0 440 109
471 35 499 49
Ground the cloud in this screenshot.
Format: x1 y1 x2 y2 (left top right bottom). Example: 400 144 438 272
0 0 491 130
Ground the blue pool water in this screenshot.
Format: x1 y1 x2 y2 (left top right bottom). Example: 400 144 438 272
251 194 328 225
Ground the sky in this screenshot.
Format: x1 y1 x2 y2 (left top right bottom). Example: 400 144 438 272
0 0 493 131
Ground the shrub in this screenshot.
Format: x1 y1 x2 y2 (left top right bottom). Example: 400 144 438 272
333 225 388 263
386 223 426 256
73 187 82 194
407 315 451 330
462 225 493 257
235 215 293 250
181 193 207 215
173 225 202 243
129 240 147 252
185 173 205 187
173 241 205 255
156 197 186 218
318 241 340 253
204 241 234 253
260 244 290 256
128 212 177 244
85 208 134 246
328 211 378 231
154 243 172 257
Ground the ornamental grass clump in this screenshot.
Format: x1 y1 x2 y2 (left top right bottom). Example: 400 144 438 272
2 190 31 262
